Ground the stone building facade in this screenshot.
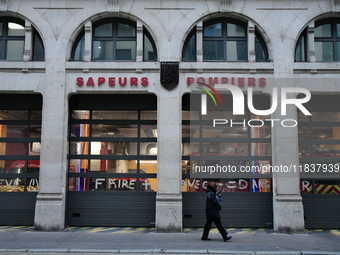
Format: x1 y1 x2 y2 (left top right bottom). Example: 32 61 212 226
0 0 339 233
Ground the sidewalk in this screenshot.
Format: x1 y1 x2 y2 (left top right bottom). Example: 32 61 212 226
0 226 339 255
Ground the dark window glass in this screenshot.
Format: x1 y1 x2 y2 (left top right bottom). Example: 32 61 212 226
204 23 222 37
315 19 340 62
143 28 157 61
0 18 25 61
295 28 307 62
92 18 136 61
32 28 44 61
182 28 196 61
71 21 157 62
181 94 272 193
298 99 340 183
183 19 268 62
0 108 42 192
72 33 84 61
255 30 269 62
203 19 247 61
68 95 157 192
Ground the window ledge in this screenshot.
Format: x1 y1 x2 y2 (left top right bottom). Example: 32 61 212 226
66 61 159 73
0 61 46 72
180 62 274 74
294 62 340 74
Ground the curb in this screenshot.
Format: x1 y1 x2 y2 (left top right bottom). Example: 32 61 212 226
0 249 340 254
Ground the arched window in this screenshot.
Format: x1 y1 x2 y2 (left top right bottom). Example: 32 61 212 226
182 28 196 61
143 28 157 61
314 19 340 61
295 28 307 62
182 18 268 62
72 30 84 61
92 18 136 61
203 18 247 61
255 29 269 62
0 18 25 61
32 28 44 61
71 18 157 62
0 17 44 61
295 18 340 62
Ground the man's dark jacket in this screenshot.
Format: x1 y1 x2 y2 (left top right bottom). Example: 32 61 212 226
205 185 221 221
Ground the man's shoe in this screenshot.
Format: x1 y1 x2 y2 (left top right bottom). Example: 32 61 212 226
223 236 232 242
201 238 211 241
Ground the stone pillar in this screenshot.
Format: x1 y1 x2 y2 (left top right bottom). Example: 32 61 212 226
155 89 182 232
272 90 305 233
34 56 68 231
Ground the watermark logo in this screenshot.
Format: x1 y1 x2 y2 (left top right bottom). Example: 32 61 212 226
198 83 311 117
197 82 223 115
196 82 312 128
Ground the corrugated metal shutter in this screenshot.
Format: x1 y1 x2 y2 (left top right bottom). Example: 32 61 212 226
183 192 273 228
67 192 156 226
0 193 37 225
302 194 340 228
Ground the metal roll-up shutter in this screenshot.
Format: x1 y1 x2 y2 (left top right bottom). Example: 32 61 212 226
67 94 157 227
0 94 42 226
67 192 156 227
302 194 340 228
183 192 273 228
0 192 37 225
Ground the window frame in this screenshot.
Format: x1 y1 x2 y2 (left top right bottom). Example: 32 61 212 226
143 27 158 62
0 17 25 61
314 19 340 62
32 27 45 61
203 18 248 62
255 29 269 62
92 18 137 61
68 94 158 192
182 27 196 62
182 18 269 62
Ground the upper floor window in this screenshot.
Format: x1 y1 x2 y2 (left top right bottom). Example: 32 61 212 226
295 28 307 62
0 17 44 61
32 29 44 61
182 18 269 62
0 18 25 61
71 18 157 62
295 18 340 62
92 19 136 61
203 19 247 61
314 19 340 61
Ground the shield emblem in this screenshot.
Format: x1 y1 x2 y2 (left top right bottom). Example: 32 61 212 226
160 62 179 91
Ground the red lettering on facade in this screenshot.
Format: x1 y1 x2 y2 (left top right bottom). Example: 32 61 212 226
187 77 194 86
108 77 115 86
259 77 266 87
209 77 219 86
186 77 267 87
130 77 138 86
86 77 95 86
197 77 205 84
238 77 245 86
75 76 150 87
221 77 228 84
98 77 106 86
76 77 84 86
119 77 127 86
248 77 256 86
141 77 149 86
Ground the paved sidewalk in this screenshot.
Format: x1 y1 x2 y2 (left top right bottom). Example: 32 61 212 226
0 226 339 255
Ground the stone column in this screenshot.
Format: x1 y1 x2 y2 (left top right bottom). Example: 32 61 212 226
271 89 305 233
155 88 182 232
34 56 68 231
